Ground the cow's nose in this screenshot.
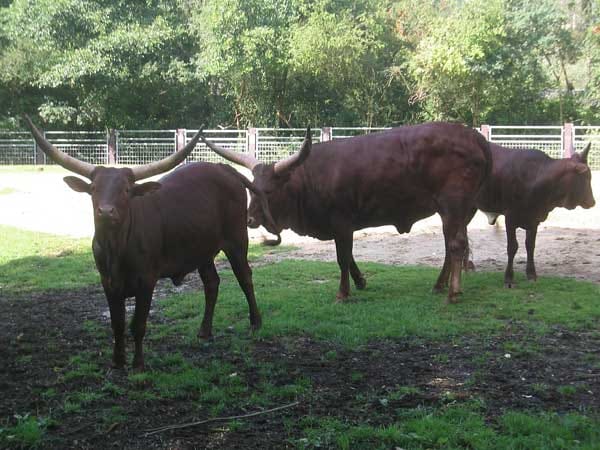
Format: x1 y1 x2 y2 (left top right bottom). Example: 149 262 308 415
96 205 116 219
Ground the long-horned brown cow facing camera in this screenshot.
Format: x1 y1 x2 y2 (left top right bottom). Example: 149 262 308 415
23 116 261 370
466 142 595 287
201 123 492 303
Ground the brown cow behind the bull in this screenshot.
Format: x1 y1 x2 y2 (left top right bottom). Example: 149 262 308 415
201 123 492 303
24 116 262 370
466 142 595 287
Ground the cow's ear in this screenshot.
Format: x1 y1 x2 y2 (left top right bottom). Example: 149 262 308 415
132 181 162 197
63 176 91 194
569 161 589 174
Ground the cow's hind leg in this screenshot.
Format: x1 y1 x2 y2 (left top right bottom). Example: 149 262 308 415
439 208 469 303
525 226 538 281
223 242 262 333
334 233 354 301
350 257 367 290
504 218 518 288
462 208 477 272
198 262 220 340
130 284 155 371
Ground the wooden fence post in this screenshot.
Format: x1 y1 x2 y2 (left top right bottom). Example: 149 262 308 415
107 129 117 164
248 128 257 159
563 123 574 158
321 127 332 142
176 128 186 151
479 124 490 140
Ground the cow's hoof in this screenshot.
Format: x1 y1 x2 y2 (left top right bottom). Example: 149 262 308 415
335 292 349 303
250 317 262 333
464 261 476 272
445 295 459 304
355 277 367 290
112 359 126 370
432 285 446 294
504 281 515 289
131 362 145 373
526 273 537 282
198 330 213 341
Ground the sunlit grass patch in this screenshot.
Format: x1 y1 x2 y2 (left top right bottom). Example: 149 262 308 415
158 260 600 346
0 225 96 293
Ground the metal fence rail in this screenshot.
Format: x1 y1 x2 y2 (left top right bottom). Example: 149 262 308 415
187 129 248 164
2 124 599 169
488 126 564 159
44 131 107 165
256 128 322 162
0 132 35 165
331 127 391 139
118 130 176 166
574 126 600 170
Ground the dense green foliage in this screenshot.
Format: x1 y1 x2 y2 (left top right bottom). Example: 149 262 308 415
0 0 599 128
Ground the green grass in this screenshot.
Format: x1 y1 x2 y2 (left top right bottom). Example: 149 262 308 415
0 414 50 448
158 260 600 345
0 225 295 294
296 404 600 449
0 225 96 293
0 187 16 195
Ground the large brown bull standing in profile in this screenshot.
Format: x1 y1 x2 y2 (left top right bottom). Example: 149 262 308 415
201 123 492 303
466 142 595 287
24 116 261 370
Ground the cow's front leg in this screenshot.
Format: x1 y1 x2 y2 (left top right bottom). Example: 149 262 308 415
504 219 518 288
525 227 538 281
350 257 367 290
130 284 155 371
198 262 220 339
334 234 353 301
106 293 126 369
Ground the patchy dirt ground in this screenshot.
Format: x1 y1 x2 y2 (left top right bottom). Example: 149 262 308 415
1 282 600 449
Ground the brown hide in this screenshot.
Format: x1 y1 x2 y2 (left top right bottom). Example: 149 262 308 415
244 122 492 302
470 143 595 287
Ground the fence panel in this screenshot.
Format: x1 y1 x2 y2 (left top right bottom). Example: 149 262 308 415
0 132 35 165
489 126 563 159
186 129 248 164
574 126 600 170
331 127 391 139
117 130 176 166
43 131 108 165
256 128 322 163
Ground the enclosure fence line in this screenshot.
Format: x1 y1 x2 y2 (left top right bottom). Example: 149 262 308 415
2 123 600 169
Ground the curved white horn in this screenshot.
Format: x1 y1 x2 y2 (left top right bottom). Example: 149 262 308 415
130 126 204 181
23 115 95 178
273 127 312 174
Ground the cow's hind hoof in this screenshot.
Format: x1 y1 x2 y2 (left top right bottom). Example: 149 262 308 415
355 277 367 290
198 330 214 341
335 292 349 303
504 281 515 289
432 285 446 294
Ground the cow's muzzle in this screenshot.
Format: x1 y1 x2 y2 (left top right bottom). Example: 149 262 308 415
247 216 260 228
96 205 119 225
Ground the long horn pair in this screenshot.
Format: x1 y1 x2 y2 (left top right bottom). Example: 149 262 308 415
200 127 312 173
23 115 203 181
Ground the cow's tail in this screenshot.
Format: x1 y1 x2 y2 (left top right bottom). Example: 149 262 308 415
224 165 282 246
475 129 492 190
